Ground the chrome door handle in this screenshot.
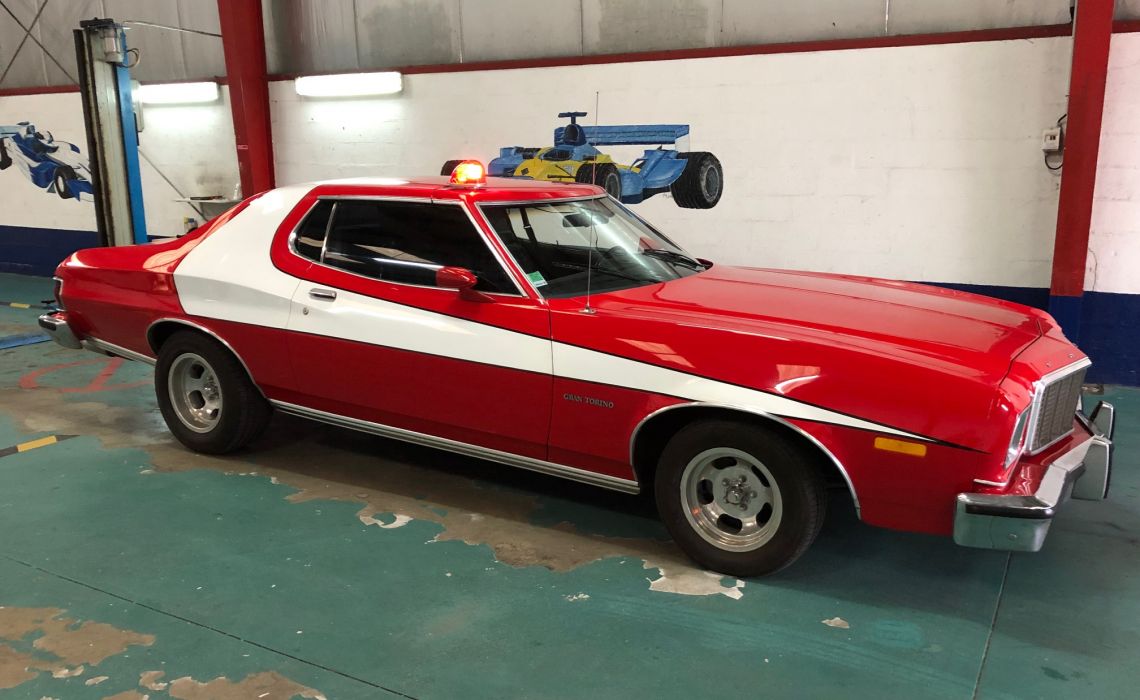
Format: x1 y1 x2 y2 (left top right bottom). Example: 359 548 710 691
308 288 337 301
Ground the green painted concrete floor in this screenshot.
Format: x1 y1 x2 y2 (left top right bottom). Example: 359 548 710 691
0 271 1136 700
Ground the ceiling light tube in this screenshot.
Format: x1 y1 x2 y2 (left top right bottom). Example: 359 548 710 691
135 81 220 105
294 71 403 97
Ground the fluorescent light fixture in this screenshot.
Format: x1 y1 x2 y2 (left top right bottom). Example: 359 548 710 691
136 81 219 105
295 71 403 97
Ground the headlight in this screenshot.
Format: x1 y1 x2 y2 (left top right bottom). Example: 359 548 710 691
1004 408 1030 469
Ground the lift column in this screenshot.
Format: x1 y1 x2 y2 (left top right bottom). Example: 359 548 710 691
73 18 147 247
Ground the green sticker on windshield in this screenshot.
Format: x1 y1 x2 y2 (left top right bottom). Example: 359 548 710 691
527 270 547 287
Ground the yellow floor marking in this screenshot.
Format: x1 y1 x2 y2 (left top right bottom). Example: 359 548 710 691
16 436 58 452
8 303 31 309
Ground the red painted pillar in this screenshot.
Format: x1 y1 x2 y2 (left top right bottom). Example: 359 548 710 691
1048 0 1114 340
217 0 275 197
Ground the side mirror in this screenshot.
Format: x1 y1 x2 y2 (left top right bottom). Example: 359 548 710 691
435 266 478 291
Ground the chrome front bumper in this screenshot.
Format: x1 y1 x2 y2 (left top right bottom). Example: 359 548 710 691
37 311 82 350
954 401 1115 552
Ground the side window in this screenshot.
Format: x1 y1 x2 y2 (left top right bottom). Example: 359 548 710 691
322 201 518 294
293 200 333 261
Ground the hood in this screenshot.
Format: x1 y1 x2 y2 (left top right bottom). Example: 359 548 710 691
605 265 1044 383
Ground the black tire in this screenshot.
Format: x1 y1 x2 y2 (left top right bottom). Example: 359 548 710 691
670 152 723 209
654 419 826 577
575 161 622 199
54 167 74 199
155 330 272 454
0 142 10 170
440 159 465 176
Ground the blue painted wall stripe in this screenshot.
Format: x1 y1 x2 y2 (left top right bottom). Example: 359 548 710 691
925 281 1136 386
0 225 98 277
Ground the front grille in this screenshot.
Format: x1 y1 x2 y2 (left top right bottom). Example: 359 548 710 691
1028 365 1087 453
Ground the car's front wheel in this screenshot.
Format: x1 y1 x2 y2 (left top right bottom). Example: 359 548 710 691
155 330 272 454
654 419 826 576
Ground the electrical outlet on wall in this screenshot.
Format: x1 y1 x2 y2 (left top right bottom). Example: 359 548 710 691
1042 126 1063 153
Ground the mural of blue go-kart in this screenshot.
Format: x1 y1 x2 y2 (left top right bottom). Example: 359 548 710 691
0 122 93 201
442 111 723 209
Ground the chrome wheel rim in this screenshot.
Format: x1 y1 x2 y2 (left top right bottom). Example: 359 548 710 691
680 447 783 552
168 353 222 433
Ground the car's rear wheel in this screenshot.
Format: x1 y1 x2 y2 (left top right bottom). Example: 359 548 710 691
575 162 622 199
54 167 74 199
670 152 723 209
0 141 11 170
155 330 271 454
440 159 465 176
654 419 826 576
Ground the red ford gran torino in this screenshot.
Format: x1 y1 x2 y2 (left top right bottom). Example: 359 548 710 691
38 164 1116 576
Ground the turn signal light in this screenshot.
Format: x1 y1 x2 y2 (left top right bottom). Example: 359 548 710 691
450 161 486 186
873 437 928 458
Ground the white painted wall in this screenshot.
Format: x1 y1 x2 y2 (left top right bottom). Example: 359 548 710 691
272 36 1071 287
1090 32 1140 295
4 32 1137 299
0 88 238 237
0 92 95 233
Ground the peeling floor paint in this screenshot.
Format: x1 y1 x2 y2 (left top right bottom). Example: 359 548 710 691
139 669 168 690
0 387 738 597
0 604 329 698
645 564 746 599
359 511 413 529
158 671 327 700
0 643 38 689
0 606 153 691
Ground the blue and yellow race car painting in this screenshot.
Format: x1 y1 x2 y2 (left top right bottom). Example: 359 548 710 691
442 111 723 209
0 122 93 201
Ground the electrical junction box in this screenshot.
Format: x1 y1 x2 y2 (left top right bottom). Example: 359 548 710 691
1042 127 1063 153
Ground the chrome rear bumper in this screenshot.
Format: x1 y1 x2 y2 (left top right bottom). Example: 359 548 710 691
954 401 1114 552
37 311 82 350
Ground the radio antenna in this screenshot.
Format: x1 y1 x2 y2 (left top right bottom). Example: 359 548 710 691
582 91 600 315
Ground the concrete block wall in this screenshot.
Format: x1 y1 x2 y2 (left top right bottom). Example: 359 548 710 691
0 87 239 273
272 36 1071 290
0 30 1136 381
1084 31 1140 384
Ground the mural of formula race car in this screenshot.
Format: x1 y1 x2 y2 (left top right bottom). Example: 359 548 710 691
441 111 723 209
0 122 93 201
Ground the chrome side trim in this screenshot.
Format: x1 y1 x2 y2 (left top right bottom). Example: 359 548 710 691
271 400 641 495
145 317 265 398
1024 357 1091 456
83 337 156 365
627 402 861 517
973 476 1011 488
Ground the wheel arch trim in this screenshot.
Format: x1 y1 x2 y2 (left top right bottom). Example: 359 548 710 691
629 402 861 517
146 317 266 399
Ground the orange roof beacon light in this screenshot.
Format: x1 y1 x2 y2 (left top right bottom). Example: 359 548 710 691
449 160 486 186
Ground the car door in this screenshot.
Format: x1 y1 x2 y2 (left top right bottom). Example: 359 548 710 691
283 197 553 460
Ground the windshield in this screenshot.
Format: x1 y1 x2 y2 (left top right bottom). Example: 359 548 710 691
480 197 706 299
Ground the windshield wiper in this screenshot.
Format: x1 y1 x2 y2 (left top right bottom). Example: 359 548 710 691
640 248 705 270
552 260 659 285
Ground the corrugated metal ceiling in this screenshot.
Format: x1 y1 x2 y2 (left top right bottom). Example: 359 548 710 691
0 1 1133 90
